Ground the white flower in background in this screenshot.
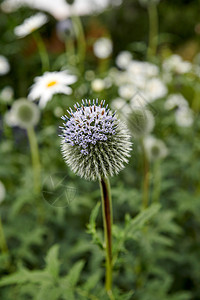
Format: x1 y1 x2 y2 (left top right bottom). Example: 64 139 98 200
143 78 167 102
175 107 194 127
143 135 168 161
0 55 10 75
6 99 40 129
163 55 192 74
116 51 132 69
1 0 121 20
93 37 113 59
0 181 6 204
111 97 127 111
4 111 17 127
91 78 105 92
0 86 14 104
28 71 77 108
164 94 188 110
127 60 159 78
14 13 48 38
118 84 136 99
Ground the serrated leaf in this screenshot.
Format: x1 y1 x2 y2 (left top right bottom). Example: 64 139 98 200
63 260 85 288
45 244 60 279
0 269 50 286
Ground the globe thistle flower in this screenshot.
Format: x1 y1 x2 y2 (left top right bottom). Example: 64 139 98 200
14 13 48 38
143 135 168 162
93 38 113 59
60 99 132 181
6 99 40 129
0 55 10 75
28 71 77 108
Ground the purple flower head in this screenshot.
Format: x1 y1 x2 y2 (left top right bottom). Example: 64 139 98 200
60 99 132 181
60 99 117 155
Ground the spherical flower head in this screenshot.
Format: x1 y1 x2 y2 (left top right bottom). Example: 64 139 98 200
14 13 48 38
143 135 168 162
28 71 77 109
8 99 40 129
60 99 132 181
93 38 113 59
0 55 10 75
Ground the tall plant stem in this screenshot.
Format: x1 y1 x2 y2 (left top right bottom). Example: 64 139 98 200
27 127 43 222
71 16 86 71
141 139 150 209
99 177 114 299
152 160 161 203
33 31 49 72
0 216 8 254
147 1 158 60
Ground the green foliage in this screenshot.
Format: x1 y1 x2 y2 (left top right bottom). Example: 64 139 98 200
0 0 200 299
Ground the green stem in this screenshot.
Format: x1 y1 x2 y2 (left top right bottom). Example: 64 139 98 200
27 126 44 223
71 16 86 71
147 1 158 60
141 139 150 209
0 216 8 254
152 160 161 203
27 126 41 194
99 177 114 299
65 38 76 65
33 31 49 72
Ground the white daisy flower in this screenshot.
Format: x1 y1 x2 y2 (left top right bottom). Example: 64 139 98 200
175 107 194 127
14 13 48 38
0 55 10 75
116 51 132 69
164 94 188 110
93 37 113 59
28 71 77 108
1 0 120 20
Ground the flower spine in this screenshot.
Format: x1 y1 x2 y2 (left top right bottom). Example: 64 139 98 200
60 99 132 181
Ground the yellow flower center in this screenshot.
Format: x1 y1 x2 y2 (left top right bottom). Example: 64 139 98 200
47 80 57 88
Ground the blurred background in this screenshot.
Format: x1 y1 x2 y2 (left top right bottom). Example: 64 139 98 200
0 0 200 299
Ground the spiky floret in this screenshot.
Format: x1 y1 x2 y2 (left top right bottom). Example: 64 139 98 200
60 99 132 181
